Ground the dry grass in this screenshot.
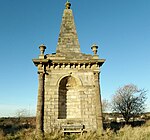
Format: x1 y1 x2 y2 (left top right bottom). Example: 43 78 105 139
0 119 150 140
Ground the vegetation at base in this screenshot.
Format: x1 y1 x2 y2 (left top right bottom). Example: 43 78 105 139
0 117 150 140
0 117 35 139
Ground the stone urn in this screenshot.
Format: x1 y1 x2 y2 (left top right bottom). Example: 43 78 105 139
91 44 98 55
39 44 46 55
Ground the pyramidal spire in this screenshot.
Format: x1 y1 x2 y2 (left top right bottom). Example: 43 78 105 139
56 1 81 54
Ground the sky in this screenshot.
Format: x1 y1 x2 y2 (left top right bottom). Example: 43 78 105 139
0 0 150 117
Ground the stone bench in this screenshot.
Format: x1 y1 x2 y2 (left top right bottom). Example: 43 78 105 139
62 124 85 134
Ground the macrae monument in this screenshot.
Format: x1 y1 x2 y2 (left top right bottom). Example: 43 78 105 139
33 1 105 135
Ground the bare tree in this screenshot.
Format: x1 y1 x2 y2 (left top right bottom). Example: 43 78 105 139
112 84 147 123
16 109 30 118
102 99 110 113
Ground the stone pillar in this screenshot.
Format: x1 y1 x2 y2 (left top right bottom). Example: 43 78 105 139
94 71 103 131
36 72 45 135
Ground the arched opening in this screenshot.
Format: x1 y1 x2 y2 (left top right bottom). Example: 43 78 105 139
58 76 81 119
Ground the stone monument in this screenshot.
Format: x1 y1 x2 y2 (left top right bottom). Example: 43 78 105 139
33 1 105 135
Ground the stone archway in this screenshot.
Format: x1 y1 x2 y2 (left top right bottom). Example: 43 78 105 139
58 76 81 119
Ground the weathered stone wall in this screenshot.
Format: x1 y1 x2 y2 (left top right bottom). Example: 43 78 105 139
43 66 99 132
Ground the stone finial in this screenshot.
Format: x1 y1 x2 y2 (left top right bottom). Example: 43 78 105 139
65 1 71 9
91 44 98 55
39 44 46 55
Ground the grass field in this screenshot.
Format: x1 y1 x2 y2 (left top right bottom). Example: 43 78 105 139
0 117 150 140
